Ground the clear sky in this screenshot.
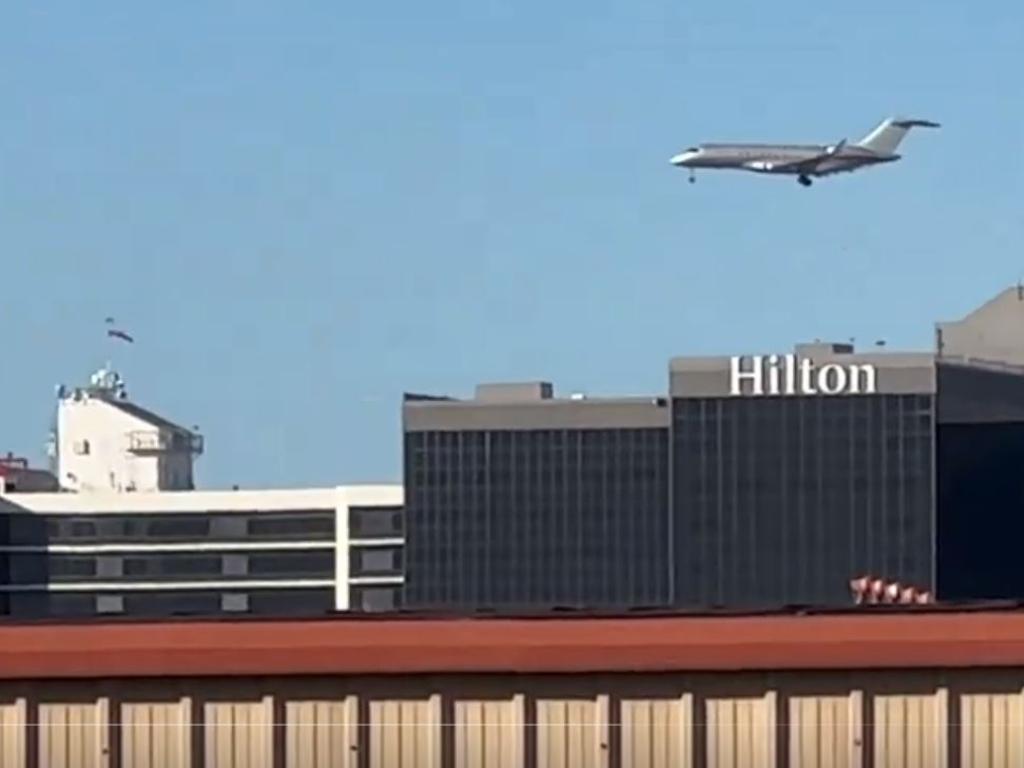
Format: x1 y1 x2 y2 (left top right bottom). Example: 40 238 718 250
2 1 1021 488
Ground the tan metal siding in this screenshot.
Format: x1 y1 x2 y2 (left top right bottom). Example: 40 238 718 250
873 689 948 768
0 698 27 768
121 699 191 768
535 695 610 768
788 691 863 768
960 690 1024 768
285 698 358 768
203 696 273 768
705 691 776 768
453 695 524 768
620 695 693 768
38 699 111 768
368 695 441 768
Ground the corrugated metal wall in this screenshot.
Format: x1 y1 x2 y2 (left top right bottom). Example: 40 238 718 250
203 697 273 768
705 692 776 768
454 696 523 768
38 699 110 768
285 698 357 768
873 691 947 768
0 699 27 767
0 672 1023 766
368 695 441 768
620 695 692 768
960 690 1024 768
788 692 862 768
535 696 609 768
121 699 191 768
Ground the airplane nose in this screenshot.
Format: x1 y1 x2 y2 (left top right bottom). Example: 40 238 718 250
670 150 699 166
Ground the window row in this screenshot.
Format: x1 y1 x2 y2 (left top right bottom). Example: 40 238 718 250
1 587 336 619
4 550 336 583
6 511 336 545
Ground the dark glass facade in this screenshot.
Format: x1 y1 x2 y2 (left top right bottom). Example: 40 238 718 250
404 427 671 609
672 394 935 607
933 363 1024 600
401 359 1024 611
937 422 1024 600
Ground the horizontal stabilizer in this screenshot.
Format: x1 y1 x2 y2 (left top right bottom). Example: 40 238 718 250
892 119 941 129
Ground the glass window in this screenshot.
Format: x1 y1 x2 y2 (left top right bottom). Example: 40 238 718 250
350 506 404 537
96 594 124 614
123 554 223 578
353 585 399 612
247 513 334 539
122 591 222 616
222 593 249 612
249 551 333 577
247 589 334 615
146 518 210 538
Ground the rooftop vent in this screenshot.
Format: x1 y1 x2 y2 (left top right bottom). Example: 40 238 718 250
474 382 553 403
794 341 854 358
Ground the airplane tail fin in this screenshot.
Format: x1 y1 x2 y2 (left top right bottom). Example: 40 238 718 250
855 117 940 155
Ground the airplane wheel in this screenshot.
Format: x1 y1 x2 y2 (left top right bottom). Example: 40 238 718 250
798 175 812 187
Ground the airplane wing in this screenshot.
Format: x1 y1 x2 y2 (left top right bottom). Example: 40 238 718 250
743 140 847 174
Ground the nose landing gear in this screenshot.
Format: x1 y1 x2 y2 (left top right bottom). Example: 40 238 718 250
689 169 696 184
798 174 813 187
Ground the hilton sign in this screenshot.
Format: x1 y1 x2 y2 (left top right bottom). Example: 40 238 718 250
729 354 877 396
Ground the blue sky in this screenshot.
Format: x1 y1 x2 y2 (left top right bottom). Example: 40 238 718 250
1 1 1021 488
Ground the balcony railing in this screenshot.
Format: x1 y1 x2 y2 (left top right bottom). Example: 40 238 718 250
126 430 204 455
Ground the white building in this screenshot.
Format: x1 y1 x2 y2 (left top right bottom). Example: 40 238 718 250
1 364 406 619
0 485 404 617
51 365 203 493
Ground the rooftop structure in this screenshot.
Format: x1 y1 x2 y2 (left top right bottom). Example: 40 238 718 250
0 454 57 494
50 365 203 493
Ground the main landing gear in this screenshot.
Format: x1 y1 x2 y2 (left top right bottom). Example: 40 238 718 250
798 174 813 187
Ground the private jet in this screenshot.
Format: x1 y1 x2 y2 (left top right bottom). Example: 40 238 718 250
671 116 939 186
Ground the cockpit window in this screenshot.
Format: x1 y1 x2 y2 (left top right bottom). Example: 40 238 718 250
685 147 700 153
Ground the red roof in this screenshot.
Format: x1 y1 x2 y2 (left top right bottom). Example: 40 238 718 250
1 608 1024 680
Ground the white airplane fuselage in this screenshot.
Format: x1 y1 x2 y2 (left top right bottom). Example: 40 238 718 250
675 144 897 173
671 117 937 186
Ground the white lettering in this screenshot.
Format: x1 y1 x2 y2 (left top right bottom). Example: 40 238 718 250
817 363 847 395
729 355 763 395
799 358 818 395
784 354 796 395
728 355 878 397
847 363 877 394
766 354 780 395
